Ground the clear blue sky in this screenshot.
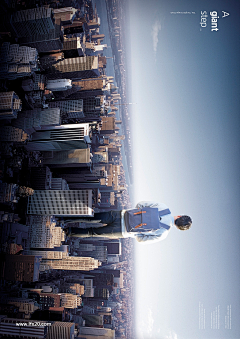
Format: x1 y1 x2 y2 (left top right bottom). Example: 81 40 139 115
128 0 240 338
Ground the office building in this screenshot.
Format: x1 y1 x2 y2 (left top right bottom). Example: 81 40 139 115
78 245 108 263
7 298 38 317
24 250 67 260
60 283 84 295
40 256 100 271
47 56 99 80
30 167 52 190
47 321 75 339
0 42 38 80
10 8 55 38
46 79 72 92
0 126 28 142
27 215 65 248
62 37 84 57
0 317 75 339
48 99 84 119
50 178 69 190
0 254 41 282
42 148 91 167
0 183 18 204
53 7 78 23
77 279 94 297
12 108 61 135
27 190 93 216
0 221 28 248
26 123 90 151
39 52 64 70
0 92 22 120
60 293 82 309
0 317 48 339
78 327 115 339
19 24 63 53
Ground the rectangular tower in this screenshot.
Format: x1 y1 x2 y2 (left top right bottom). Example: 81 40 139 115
27 190 93 216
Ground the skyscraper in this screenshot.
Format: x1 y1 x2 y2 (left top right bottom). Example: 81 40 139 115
10 8 55 38
0 43 38 80
48 99 84 119
27 190 93 216
12 108 61 134
42 149 91 167
0 254 41 282
40 256 100 271
47 56 99 80
27 215 65 248
25 123 90 151
0 92 22 120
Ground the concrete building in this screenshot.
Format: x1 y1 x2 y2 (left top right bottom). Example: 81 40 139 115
10 7 55 38
0 92 22 120
26 123 90 151
50 178 69 190
40 256 100 272
7 298 38 318
0 254 41 282
0 126 28 142
27 190 93 216
0 317 47 338
12 108 61 135
53 7 78 23
0 43 38 80
47 56 99 80
47 321 75 339
27 215 65 248
46 79 72 92
60 293 82 309
78 327 115 339
24 250 67 260
42 149 91 167
48 99 83 118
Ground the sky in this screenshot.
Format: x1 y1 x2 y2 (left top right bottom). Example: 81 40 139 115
127 0 240 338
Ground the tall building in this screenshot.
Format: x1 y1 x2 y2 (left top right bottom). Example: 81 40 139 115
77 279 94 297
60 293 82 309
30 167 52 190
0 317 47 338
48 99 84 119
0 183 18 204
0 318 75 339
46 79 72 92
10 8 55 38
12 108 61 134
47 56 99 80
27 215 65 248
0 92 22 120
7 298 38 317
27 190 93 216
42 149 91 167
60 283 84 295
78 245 108 263
24 250 67 260
0 126 28 142
53 7 78 23
0 43 38 80
62 37 84 57
50 178 69 190
25 123 90 151
78 327 115 339
0 254 41 282
47 321 75 339
40 256 100 271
